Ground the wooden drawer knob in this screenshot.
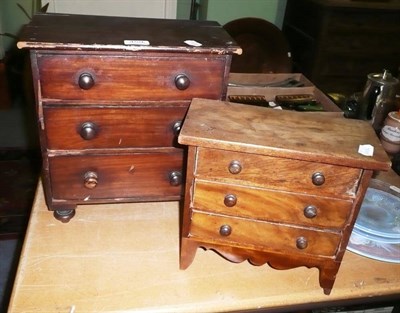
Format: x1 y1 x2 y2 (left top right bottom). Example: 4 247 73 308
172 120 182 136
311 172 325 186
84 171 98 189
219 224 232 237
174 74 190 90
224 194 237 207
296 236 308 250
169 171 182 186
228 160 242 174
80 122 98 140
78 73 95 90
303 205 317 219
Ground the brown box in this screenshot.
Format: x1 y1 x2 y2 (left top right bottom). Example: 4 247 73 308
228 73 342 113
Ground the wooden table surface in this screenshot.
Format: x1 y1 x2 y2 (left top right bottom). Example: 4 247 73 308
8 172 400 313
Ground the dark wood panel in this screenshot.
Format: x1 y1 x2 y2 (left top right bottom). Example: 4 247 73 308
18 13 241 55
18 13 238 222
44 106 187 149
283 0 400 94
37 54 228 101
49 152 184 200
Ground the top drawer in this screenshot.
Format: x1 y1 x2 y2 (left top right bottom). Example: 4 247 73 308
195 148 362 199
35 53 228 102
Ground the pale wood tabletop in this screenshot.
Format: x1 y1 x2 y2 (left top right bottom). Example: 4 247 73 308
8 176 400 313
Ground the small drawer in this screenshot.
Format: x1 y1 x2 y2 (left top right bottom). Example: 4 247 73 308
325 11 400 33
315 53 396 76
195 148 361 199
192 180 353 229
321 32 399 53
37 53 228 101
189 211 341 257
48 151 184 200
44 106 187 149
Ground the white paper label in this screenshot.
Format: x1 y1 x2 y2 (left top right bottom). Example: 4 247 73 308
184 40 202 47
358 144 374 156
390 185 400 194
124 40 150 46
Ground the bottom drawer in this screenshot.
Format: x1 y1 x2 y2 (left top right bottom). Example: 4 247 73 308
189 210 341 257
48 151 184 200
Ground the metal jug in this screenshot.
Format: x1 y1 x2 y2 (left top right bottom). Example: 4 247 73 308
360 69 399 131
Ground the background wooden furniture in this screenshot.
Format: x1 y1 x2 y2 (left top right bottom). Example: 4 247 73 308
178 98 390 295
17 13 240 222
7 175 400 312
283 0 400 95
0 151 39 240
223 17 292 73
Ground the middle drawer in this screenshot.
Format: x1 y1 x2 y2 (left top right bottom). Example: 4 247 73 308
192 180 353 229
44 106 187 149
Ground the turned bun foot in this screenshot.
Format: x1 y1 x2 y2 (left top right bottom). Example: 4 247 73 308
53 209 76 223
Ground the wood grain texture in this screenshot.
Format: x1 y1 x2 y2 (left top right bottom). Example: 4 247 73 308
8 182 400 313
195 147 362 198
178 98 392 294
17 13 242 55
189 210 341 257
37 53 228 101
48 151 184 200
192 179 353 229
19 14 238 216
44 106 188 149
178 98 391 170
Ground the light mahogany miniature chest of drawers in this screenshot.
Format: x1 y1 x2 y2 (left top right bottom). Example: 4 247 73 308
18 13 240 222
178 98 390 295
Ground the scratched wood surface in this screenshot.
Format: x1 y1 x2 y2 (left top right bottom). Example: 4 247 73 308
8 176 400 313
178 98 391 171
17 13 242 54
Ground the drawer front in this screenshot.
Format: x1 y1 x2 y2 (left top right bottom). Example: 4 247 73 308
49 152 183 200
195 148 361 198
315 52 399 77
193 180 353 229
321 32 400 54
44 106 187 149
325 10 400 35
189 211 341 257
37 54 228 101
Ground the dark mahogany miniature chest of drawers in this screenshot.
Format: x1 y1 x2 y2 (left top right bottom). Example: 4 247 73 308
178 98 390 295
18 13 240 222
